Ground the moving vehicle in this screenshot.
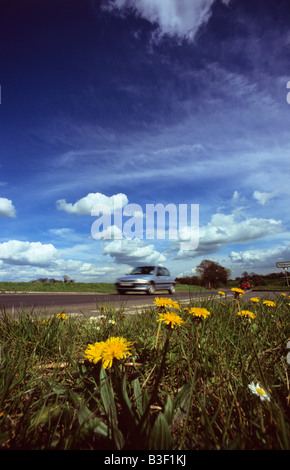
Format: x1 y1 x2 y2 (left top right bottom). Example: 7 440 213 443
239 279 251 290
115 265 176 295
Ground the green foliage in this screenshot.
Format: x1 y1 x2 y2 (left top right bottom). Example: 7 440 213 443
0 293 289 450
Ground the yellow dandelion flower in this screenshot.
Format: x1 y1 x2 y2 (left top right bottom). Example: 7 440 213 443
56 313 68 319
157 311 187 329
237 310 256 319
169 300 180 309
218 291 225 296
251 297 260 303
154 297 173 308
231 287 245 295
102 337 132 369
189 307 211 318
85 337 132 368
263 300 276 307
84 341 107 364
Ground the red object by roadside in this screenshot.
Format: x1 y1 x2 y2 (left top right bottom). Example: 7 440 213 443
240 280 250 290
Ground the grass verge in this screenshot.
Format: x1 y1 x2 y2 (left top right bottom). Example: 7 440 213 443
0 282 208 294
0 291 289 450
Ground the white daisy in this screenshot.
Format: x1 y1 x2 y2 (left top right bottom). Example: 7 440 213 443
248 382 271 402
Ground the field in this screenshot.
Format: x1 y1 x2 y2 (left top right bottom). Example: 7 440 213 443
0 289 289 450
0 281 208 294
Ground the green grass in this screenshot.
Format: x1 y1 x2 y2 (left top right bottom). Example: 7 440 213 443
174 284 209 292
0 281 209 294
0 281 116 293
0 292 289 450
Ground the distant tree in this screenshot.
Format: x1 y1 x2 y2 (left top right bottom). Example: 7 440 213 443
196 260 230 288
175 275 200 286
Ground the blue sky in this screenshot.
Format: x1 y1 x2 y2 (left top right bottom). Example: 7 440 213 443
1 0 290 282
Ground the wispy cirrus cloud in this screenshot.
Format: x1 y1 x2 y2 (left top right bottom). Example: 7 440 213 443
102 0 231 41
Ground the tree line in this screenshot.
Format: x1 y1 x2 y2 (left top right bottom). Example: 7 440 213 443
175 260 286 289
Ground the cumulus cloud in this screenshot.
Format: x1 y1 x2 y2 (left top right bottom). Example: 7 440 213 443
0 197 16 218
103 238 166 266
173 210 284 259
56 192 128 215
0 239 118 281
0 240 59 266
229 244 290 270
102 0 231 41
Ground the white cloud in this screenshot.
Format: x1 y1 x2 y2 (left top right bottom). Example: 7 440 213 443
103 238 166 266
253 190 278 206
0 197 16 218
92 224 123 240
49 228 75 237
102 0 230 41
56 192 128 215
53 259 115 278
0 239 118 281
173 210 284 259
229 244 290 270
0 240 59 266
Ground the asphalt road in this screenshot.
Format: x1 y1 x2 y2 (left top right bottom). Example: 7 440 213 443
0 288 285 317
0 290 211 316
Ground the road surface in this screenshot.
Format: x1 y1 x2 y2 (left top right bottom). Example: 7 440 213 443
0 288 285 317
0 290 212 316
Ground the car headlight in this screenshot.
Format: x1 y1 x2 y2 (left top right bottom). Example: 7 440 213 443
135 279 148 283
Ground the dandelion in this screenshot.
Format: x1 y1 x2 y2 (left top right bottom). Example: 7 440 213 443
154 297 173 308
237 310 256 319
169 300 180 310
102 337 132 369
218 291 225 296
56 313 68 320
85 341 107 364
248 382 271 402
189 307 211 319
85 337 132 369
281 293 286 297
231 287 245 295
251 297 260 303
263 300 276 307
157 311 187 329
